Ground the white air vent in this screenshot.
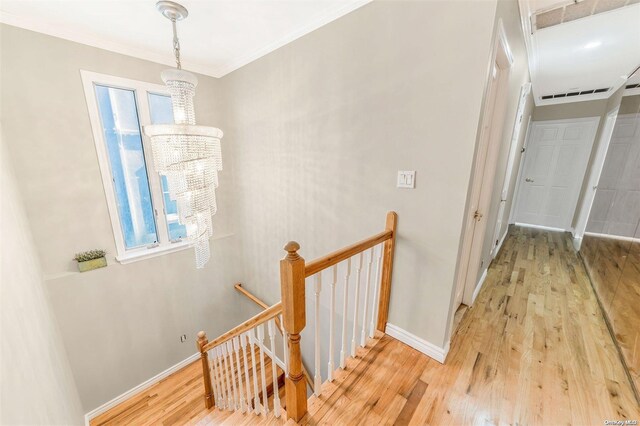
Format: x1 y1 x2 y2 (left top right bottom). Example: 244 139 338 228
540 87 611 100
626 83 640 90
533 0 638 31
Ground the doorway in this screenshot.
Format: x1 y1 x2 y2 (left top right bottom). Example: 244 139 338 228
454 20 513 309
513 117 599 230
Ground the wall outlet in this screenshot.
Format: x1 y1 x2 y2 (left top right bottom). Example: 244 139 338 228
397 170 416 189
180 334 187 343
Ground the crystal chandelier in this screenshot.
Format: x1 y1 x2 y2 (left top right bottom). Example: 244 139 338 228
144 1 223 268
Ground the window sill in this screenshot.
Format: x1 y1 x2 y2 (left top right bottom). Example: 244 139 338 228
115 232 235 265
116 241 192 264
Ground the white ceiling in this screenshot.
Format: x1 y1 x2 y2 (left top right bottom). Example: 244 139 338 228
0 0 371 78
519 1 640 105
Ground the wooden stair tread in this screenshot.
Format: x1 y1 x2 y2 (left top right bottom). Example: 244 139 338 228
301 331 385 423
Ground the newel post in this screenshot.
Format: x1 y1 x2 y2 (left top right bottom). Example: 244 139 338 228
280 241 308 422
377 211 397 331
196 331 214 409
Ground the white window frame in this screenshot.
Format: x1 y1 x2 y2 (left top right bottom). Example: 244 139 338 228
81 70 190 264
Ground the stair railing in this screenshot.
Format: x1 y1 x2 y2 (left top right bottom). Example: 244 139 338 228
234 283 314 392
280 211 397 421
196 302 287 418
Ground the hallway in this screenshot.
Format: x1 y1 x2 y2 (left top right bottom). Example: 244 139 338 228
302 226 639 424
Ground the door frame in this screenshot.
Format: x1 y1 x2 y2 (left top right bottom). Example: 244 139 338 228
453 19 513 309
490 82 531 259
511 116 601 233
572 108 620 249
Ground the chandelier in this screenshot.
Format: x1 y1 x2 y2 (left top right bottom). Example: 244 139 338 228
144 1 223 269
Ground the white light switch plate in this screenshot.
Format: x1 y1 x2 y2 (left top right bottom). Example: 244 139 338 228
397 170 416 189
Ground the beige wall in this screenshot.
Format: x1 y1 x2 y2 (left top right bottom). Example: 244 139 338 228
1 140 85 425
533 98 608 121
620 94 640 115
475 0 532 287
0 24 257 412
221 0 498 349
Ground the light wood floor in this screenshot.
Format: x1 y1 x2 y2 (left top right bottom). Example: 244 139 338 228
91 226 640 425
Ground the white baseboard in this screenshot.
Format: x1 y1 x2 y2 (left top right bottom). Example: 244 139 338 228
84 352 200 425
471 268 488 304
385 323 449 364
584 231 640 244
514 222 567 232
492 229 509 260
571 233 583 251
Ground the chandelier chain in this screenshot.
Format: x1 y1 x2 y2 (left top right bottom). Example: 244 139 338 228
171 18 181 70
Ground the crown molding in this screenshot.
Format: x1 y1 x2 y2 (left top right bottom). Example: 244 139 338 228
0 0 372 79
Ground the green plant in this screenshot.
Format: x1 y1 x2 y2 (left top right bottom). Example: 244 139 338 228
74 249 106 262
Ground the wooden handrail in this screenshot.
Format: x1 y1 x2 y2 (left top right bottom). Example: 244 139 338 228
234 283 315 391
304 229 393 277
235 283 269 310
201 301 282 352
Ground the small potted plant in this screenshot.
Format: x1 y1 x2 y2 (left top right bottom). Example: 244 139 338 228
74 249 107 272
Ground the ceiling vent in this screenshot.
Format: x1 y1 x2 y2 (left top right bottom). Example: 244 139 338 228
533 0 638 31
540 87 611 100
626 83 640 89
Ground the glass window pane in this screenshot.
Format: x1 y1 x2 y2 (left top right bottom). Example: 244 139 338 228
95 85 158 249
148 92 187 241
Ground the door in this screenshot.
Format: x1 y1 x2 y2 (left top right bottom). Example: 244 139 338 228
456 65 509 306
514 118 599 230
490 82 531 258
587 113 640 237
454 19 514 309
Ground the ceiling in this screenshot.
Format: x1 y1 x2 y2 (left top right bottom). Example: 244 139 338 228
0 0 371 78
519 0 640 105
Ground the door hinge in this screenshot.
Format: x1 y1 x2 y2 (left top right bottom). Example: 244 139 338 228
473 210 483 221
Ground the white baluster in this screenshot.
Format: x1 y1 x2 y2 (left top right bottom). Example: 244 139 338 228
370 244 383 338
340 258 351 369
280 315 288 376
361 248 374 347
257 325 269 415
328 265 337 381
240 333 253 413
214 347 226 410
351 252 363 357
227 341 239 410
268 320 281 417
221 345 233 410
249 331 261 414
210 349 224 410
313 273 323 396
233 337 246 412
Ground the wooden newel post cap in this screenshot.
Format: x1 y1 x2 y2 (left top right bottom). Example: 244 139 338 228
284 241 300 253
196 331 207 350
283 241 301 260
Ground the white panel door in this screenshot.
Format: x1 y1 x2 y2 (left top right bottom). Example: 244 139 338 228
514 118 599 230
586 114 640 238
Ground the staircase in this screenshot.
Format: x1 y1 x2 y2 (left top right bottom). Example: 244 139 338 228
196 211 397 423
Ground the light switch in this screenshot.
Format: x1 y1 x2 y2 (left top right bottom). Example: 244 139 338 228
397 170 416 189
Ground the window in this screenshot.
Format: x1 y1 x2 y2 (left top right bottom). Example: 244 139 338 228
81 71 189 263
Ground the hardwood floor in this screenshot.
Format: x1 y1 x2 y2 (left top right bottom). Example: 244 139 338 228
303 226 639 425
581 233 640 398
91 226 639 425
